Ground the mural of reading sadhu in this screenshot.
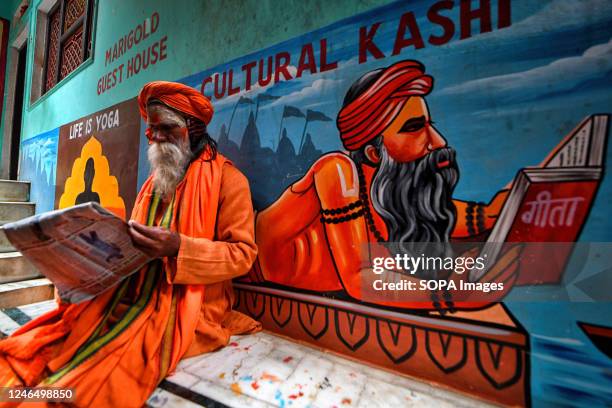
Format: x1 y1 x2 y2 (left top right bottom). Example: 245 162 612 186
253 59 523 309
178 1 612 406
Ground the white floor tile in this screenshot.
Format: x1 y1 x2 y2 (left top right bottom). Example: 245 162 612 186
164 331 490 407
147 388 202 408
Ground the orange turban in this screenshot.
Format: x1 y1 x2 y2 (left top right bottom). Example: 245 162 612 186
138 81 214 125
337 60 433 151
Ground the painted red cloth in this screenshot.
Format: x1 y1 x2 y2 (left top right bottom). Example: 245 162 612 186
336 60 433 151
138 81 214 125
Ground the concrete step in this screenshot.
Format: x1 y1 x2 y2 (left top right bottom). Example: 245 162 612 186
0 180 30 202
0 278 54 309
0 252 41 284
0 201 35 225
0 299 56 338
0 229 15 252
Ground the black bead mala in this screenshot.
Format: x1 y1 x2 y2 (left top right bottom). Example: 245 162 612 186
356 163 385 242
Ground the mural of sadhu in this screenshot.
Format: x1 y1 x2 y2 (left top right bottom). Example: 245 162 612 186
250 60 519 310
223 56 608 406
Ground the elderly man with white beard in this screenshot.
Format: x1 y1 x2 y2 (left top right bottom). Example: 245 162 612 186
0 81 261 407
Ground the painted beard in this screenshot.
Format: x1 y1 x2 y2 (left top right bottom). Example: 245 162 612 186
370 146 459 267
147 138 192 198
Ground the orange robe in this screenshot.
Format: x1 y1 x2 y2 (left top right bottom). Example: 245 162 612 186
0 151 260 407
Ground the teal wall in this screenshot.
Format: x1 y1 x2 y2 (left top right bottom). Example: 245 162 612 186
0 0 22 20
0 0 391 158
0 0 30 155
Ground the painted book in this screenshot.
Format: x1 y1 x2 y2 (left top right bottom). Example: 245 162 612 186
475 115 608 284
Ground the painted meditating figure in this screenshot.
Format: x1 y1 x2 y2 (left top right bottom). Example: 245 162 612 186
75 158 101 205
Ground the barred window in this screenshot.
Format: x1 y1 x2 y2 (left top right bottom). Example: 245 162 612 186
43 0 94 94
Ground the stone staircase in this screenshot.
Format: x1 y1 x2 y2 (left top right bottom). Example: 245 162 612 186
0 180 54 309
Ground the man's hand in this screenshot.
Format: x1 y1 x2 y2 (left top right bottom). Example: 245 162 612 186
128 220 181 258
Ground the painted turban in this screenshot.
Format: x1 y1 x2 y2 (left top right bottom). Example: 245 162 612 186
138 81 214 125
336 60 433 151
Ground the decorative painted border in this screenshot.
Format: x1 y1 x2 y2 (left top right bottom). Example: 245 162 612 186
234 283 530 407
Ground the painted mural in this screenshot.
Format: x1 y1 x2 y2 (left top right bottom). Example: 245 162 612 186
177 0 612 406
19 128 59 214
54 98 142 219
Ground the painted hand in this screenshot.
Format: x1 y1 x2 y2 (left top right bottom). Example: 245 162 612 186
478 244 522 285
128 220 181 258
461 244 522 303
487 189 511 219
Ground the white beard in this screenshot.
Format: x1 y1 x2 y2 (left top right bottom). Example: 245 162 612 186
147 138 192 198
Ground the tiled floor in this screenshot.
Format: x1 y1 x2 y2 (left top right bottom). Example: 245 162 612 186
153 331 490 408
0 300 489 407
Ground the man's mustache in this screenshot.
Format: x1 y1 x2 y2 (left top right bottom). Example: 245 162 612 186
419 147 458 174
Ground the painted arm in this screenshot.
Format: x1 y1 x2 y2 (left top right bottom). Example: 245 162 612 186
313 157 439 308
312 155 371 277
452 190 510 238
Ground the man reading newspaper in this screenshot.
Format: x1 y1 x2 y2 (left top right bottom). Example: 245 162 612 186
0 81 261 406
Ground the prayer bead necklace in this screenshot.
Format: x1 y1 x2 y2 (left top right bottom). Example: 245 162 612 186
356 163 385 243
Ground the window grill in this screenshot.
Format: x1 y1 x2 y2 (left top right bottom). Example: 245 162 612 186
43 0 94 94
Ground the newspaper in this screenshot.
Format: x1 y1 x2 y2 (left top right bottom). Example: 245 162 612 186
1 202 153 303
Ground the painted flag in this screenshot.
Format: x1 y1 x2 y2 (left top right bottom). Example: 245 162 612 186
282 105 305 118
257 93 280 102
238 96 255 105
306 109 332 122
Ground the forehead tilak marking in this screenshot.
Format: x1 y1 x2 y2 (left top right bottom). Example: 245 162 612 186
147 103 187 128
